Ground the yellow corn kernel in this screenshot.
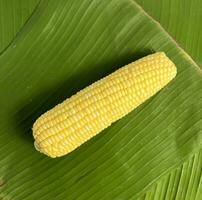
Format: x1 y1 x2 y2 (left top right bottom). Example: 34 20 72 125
33 52 177 158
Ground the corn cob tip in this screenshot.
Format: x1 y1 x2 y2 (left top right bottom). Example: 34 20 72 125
156 52 176 75
155 52 177 79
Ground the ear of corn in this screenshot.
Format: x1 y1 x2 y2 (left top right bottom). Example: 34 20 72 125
33 52 177 158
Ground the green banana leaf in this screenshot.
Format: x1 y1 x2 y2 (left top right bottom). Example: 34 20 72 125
0 0 40 53
0 0 201 199
136 0 202 67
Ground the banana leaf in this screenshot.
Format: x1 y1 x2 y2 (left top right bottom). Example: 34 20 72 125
136 0 202 67
0 0 201 199
0 0 40 53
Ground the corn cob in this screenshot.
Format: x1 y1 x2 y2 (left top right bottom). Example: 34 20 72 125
33 52 177 158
